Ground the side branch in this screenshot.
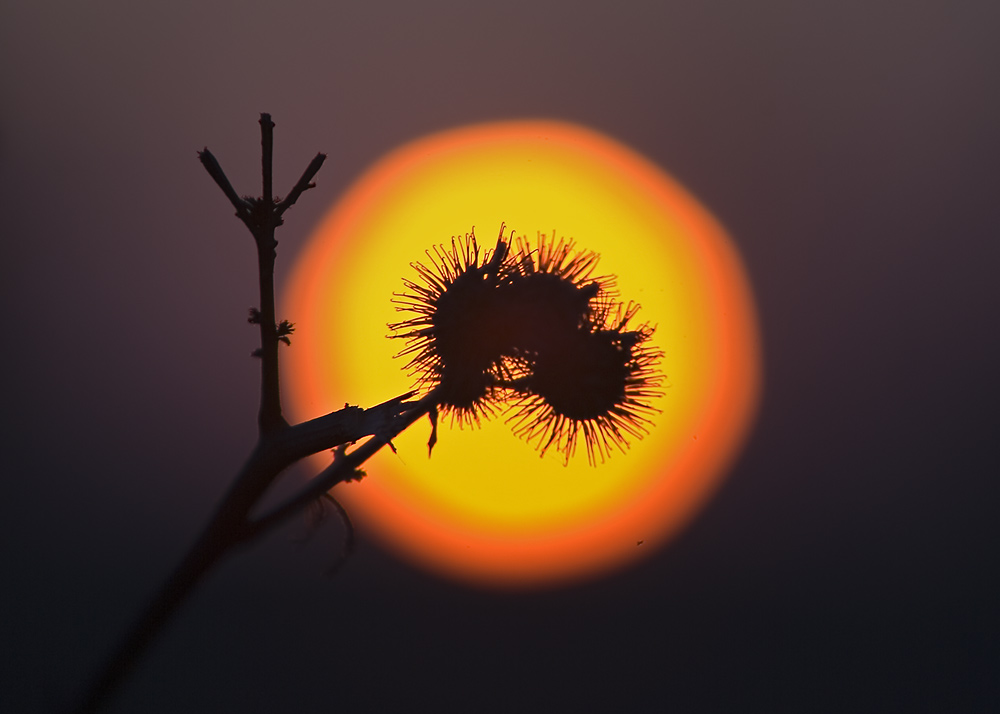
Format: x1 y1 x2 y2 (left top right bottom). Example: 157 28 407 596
248 389 440 538
277 153 327 217
197 149 251 218
282 392 416 462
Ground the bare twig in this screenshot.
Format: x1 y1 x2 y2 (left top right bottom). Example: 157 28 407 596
248 389 440 539
197 148 251 218
278 152 327 217
260 113 274 208
251 116 285 434
282 392 417 461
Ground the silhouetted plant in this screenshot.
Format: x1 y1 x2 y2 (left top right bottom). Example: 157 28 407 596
72 115 662 713
391 227 662 462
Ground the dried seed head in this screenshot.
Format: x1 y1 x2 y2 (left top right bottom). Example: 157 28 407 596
506 302 662 464
390 226 663 458
390 227 513 423
495 233 614 357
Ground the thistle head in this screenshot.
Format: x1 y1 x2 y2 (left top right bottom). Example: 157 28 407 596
390 227 514 423
390 226 663 461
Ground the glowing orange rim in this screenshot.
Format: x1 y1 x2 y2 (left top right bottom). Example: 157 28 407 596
282 120 761 587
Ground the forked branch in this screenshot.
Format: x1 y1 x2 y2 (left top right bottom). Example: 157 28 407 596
73 115 422 714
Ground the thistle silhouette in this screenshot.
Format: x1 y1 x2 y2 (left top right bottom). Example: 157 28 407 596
391 226 663 463
74 117 663 714
391 234 515 423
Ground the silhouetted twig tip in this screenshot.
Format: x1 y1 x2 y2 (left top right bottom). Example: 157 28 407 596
198 148 251 214
391 226 663 464
277 153 327 217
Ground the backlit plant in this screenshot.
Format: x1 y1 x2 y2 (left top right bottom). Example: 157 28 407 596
73 116 664 713
391 227 662 463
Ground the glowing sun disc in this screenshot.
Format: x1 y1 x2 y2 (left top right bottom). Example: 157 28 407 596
282 120 761 587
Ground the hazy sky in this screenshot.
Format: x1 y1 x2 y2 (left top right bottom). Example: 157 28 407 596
3 1 999 712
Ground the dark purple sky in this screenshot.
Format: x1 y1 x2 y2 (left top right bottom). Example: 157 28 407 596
3 1 999 712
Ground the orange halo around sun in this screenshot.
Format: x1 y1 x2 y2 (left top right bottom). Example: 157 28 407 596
282 120 761 588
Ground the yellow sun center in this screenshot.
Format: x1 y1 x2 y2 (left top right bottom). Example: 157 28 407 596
282 120 761 587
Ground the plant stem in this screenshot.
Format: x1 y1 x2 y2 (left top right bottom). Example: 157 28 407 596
260 113 274 209
70 397 423 712
250 389 441 538
255 229 285 434
70 116 433 713
254 113 286 434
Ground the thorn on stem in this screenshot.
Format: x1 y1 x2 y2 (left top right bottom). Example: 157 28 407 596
428 405 439 457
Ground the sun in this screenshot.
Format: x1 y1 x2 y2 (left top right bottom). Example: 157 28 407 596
281 120 761 588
